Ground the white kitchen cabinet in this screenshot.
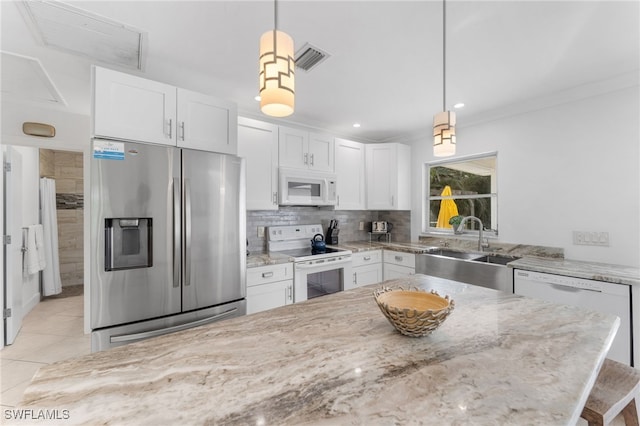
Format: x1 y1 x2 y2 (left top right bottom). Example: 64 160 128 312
237 117 279 210
334 138 366 210
246 263 293 315
383 250 415 280
176 88 237 154
279 126 334 172
365 143 411 210
93 66 237 154
93 66 176 146
350 250 383 288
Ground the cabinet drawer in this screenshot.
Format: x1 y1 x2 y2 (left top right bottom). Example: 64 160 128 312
247 263 292 286
352 250 382 267
383 250 415 268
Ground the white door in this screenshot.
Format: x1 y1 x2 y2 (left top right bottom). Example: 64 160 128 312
93 66 177 146
177 88 237 154
308 132 334 172
3 147 23 345
237 117 279 210
278 126 308 169
335 138 365 210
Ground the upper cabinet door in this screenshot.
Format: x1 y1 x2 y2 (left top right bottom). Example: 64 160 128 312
238 117 279 210
335 138 365 210
366 143 411 210
308 132 335 172
176 89 238 154
279 126 335 172
278 126 308 169
93 66 177 146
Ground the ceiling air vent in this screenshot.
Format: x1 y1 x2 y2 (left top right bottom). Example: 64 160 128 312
294 43 330 72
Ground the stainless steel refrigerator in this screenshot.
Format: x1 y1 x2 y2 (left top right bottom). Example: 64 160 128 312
90 140 246 351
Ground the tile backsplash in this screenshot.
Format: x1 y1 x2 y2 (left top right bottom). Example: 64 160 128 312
247 207 410 253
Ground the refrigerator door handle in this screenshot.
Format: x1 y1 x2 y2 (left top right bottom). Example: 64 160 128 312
184 178 192 286
109 308 238 343
172 178 180 288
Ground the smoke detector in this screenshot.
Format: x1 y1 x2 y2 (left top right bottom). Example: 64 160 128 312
294 43 331 72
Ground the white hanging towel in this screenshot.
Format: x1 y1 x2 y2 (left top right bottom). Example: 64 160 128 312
40 178 62 296
23 224 46 276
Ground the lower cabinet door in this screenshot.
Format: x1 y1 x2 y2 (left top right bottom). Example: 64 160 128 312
246 280 293 315
383 264 415 281
353 264 383 288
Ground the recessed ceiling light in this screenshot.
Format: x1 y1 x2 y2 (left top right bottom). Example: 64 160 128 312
454 103 465 109
353 123 361 128
254 95 261 102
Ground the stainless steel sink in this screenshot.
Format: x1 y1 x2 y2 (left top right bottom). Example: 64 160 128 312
424 248 484 260
416 251 519 293
471 254 520 266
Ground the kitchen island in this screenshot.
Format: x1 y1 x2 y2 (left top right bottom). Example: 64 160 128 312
20 275 618 425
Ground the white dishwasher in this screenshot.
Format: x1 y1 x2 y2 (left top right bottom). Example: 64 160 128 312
514 269 632 366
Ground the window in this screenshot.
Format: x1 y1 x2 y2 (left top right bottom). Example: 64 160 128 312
423 153 497 236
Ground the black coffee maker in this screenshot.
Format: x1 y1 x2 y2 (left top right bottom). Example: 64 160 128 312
326 219 340 245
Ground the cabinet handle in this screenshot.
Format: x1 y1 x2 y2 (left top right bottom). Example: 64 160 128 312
166 118 173 139
395 255 403 262
337 195 340 206
363 256 371 261
310 154 314 166
304 153 308 165
287 285 292 301
273 192 278 205
353 272 357 285
262 272 274 278
179 121 185 141
391 195 394 206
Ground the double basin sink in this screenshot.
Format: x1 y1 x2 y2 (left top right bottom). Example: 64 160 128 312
415 248 520 293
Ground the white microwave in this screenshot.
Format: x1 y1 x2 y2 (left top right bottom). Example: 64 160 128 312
279 167 337 206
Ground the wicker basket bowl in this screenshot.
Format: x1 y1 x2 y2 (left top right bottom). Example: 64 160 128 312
373 287 455 337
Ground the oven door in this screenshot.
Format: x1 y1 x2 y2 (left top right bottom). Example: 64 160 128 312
294 256 352 303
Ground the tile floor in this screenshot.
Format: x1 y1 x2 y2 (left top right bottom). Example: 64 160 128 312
0 295 89 407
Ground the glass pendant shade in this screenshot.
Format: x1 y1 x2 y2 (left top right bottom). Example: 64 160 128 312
433 110 456 157
259 29 295 117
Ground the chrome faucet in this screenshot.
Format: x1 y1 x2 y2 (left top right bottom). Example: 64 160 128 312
454 216 489 251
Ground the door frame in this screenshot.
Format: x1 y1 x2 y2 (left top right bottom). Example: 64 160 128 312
0 137 92 340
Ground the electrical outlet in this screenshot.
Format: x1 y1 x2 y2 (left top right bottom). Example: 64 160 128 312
257 226 265 238
359 221 364 231
573 231 609 246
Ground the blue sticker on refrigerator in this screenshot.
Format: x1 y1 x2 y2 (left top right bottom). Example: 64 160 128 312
93 140 125 160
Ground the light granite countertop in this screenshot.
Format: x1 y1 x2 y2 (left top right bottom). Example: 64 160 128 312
509 257 640 286
20 275 617 425
246 251 292 268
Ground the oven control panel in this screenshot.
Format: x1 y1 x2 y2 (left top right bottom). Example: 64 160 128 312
268 224 324 242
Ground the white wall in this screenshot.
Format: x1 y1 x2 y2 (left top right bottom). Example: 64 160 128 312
411 86 640 267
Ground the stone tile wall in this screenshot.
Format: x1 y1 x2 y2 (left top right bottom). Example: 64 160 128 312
39 149 84 288
247 207 411 254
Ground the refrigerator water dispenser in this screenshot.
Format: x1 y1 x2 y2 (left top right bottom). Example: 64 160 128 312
105 218 153 271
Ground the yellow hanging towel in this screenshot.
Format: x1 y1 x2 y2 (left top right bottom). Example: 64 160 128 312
436 185 459 229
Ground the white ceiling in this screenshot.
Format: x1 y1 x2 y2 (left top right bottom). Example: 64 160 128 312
1 0 639 143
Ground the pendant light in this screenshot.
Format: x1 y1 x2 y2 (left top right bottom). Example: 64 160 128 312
433 0 456 157
259 0 295 117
